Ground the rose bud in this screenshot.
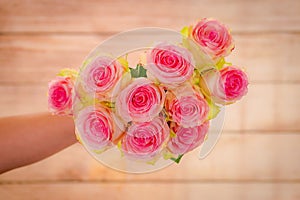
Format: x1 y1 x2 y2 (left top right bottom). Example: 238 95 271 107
81 56 125 97
200 66 249 105
48 76 74 116
192 18 234 60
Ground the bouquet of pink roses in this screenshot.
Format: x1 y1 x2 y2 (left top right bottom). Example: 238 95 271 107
48 18 248 168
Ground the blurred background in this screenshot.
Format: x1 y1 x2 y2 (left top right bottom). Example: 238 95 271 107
0 0 299 199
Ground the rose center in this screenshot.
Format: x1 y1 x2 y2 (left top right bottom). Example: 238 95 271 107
208 31 217 40
93 66 112 86
129 86 158 112
51 86 68 107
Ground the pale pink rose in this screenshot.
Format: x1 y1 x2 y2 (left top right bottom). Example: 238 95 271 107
165 85 209 128
116 78 165 123
121 116 169 160
81 56 124 94
146 42 194 86
201 66 248 105
192 18 234 59
76 106 123 150
48 77 73 116
168 121 209 155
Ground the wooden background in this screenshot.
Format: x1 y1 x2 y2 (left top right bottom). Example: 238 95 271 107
0 0 299 199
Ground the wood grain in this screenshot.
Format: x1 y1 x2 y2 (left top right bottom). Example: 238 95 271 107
0 33 299 84
1 133 299 182
1 183 300 200
243 84 300 131
0 0 299 33
0 0 299 199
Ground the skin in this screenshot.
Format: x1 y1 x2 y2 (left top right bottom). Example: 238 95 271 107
0 113 77 174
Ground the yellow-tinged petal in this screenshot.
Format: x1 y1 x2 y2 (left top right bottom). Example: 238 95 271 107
93 149 107 154
204 132 209 141
162 149 175 160
79 96 100 108
100 101 115 109
215 57 232 70
170 129 176 138
192 69 201 85
146 157 159 165
180 26 192 38
57 68 78 80
117 56 129 71
117 140 124 157
75 133 83 144
215 57 225 70
207 99 221 120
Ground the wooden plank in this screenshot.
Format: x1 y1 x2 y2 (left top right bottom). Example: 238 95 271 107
243 83 300 131
0 83 299 131
0 85 47 117
0 0 299 33
0 35 96 85
229 33 300 82
0 35 99 84
0 33 299 84
0 133 299 182
0 183 299 200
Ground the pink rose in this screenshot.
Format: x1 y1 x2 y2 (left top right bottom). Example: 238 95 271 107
76 106 122 151
201 66 249 104
121 116 169 160
116 78 165 123
168 121 209 155
147 42 194 86
165 85 209 127
192 18 234 59
48 77 73 116
82 56 124 94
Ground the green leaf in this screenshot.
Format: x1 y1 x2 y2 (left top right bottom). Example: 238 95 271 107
207 99 221 120
130 64 147 78
170 154 184 164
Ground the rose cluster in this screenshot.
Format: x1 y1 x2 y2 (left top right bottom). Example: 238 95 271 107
48 18 249 164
